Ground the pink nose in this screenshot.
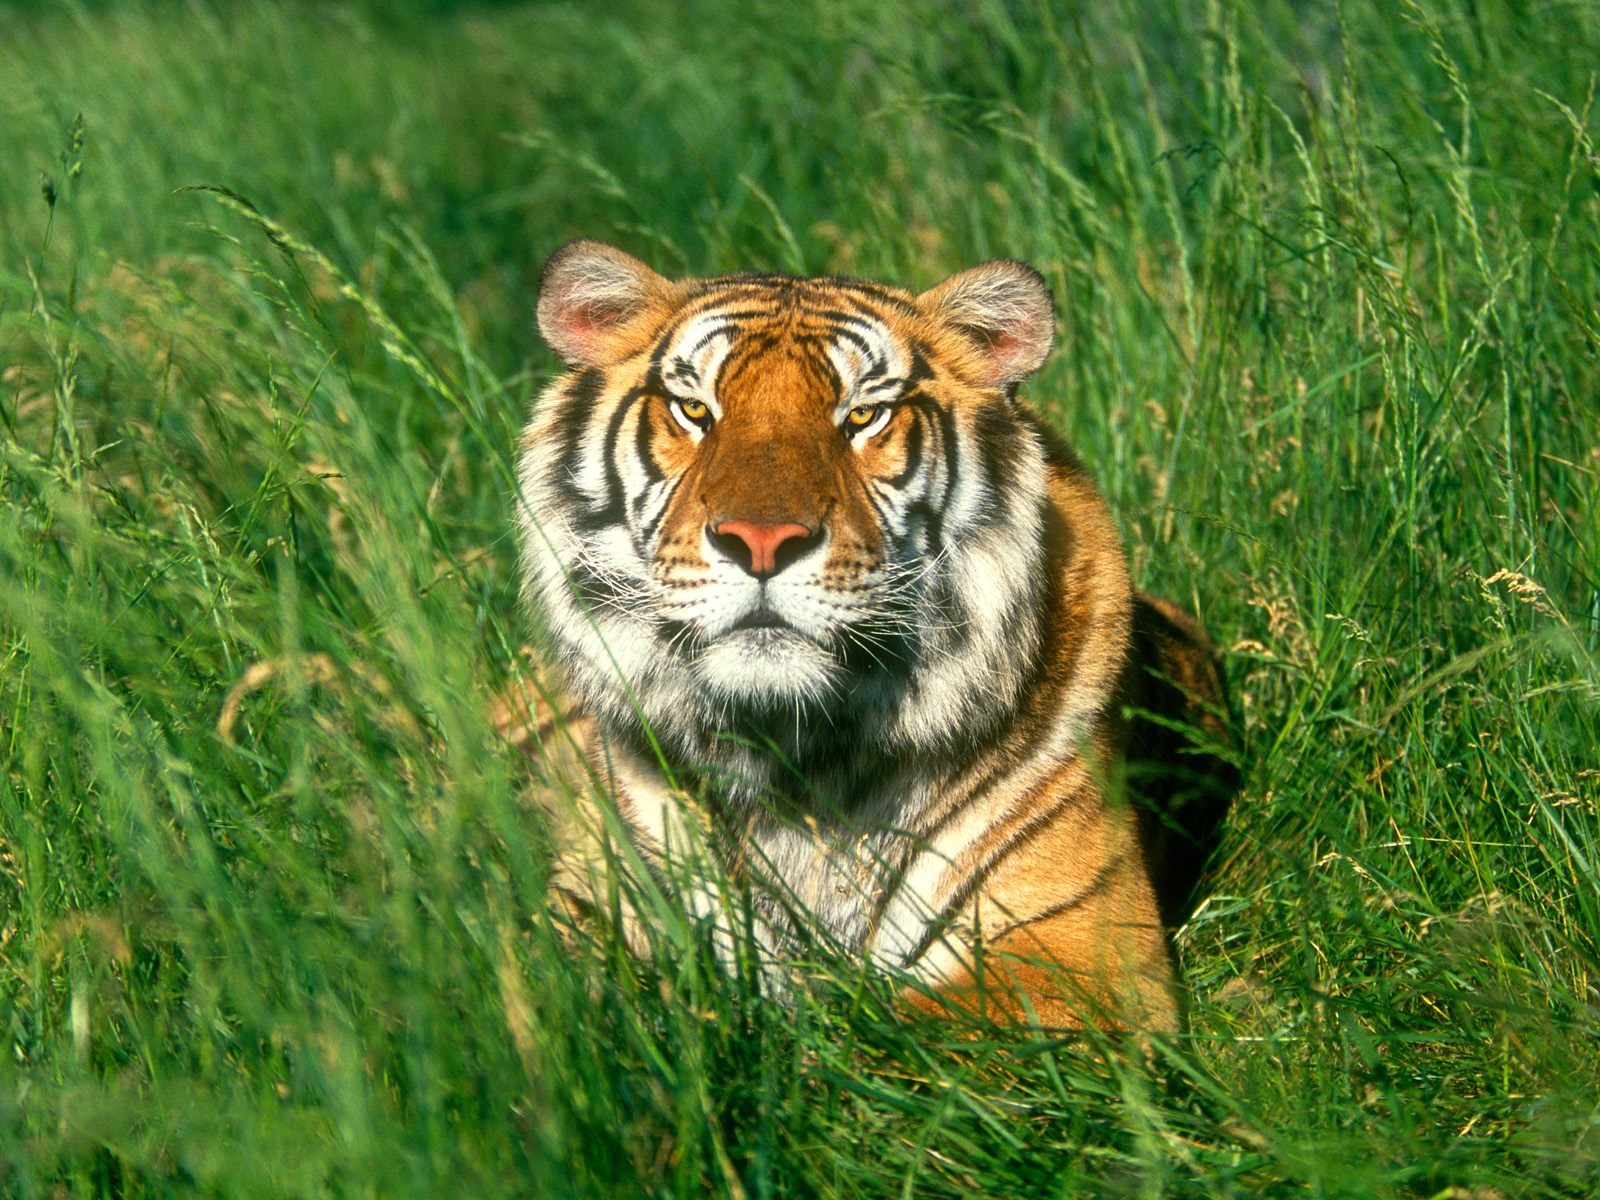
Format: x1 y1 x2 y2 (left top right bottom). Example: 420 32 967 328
712 520 815 578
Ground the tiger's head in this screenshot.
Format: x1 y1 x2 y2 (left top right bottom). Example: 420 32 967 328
517 241 1064 784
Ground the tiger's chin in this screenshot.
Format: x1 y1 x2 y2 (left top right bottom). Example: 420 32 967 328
692 626 841 708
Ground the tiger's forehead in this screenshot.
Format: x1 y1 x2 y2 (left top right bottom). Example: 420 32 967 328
652 279 918 407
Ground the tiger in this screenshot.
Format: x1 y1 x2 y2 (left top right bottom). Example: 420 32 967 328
511 239 1235 1031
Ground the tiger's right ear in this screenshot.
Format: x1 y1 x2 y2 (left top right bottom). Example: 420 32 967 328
537 240 673 366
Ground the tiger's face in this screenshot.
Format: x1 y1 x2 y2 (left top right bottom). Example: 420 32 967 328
644 297 915 708
518 241 1059 775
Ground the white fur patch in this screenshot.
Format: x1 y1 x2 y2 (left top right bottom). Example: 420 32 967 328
693 628 841 706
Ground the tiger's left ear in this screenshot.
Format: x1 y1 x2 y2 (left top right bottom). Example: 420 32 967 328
917 260 1055 386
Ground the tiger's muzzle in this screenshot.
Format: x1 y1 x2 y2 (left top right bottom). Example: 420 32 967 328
707 519 823 579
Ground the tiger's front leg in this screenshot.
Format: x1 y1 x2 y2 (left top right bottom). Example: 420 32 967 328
571 733 809 986
886 769 1179 1033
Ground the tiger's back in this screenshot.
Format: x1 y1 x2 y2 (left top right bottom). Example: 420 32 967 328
514 241 1235 1030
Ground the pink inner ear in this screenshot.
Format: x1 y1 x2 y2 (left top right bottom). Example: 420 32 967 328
987 329 1021 363
561 300 623 342
959 323 1025 380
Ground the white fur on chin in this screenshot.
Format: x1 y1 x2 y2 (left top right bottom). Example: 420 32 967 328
692 627 841 707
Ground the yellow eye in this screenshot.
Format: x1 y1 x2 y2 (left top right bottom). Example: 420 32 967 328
675 398 710 425
846 404 882 429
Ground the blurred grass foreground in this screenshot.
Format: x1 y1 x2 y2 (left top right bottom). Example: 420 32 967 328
1 0 1598 1196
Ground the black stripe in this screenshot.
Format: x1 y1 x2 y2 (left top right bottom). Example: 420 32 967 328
861 479 895 528
573 385 648 532
989 862 1117 943
633 394 664 485
971 403 1019 526
648 309 766 370
906 499 944 560
1015 403 1085 474
679 274 920 319
806 278 920 314
568 559 623 609
552 367 604 487
638 476 682 547
658 616 698 650
904 343 936 385
810 308 881 330
836 623 916 680
900 806 1114 968
627 402 665 549
664 357 700 388
675 305 788 331
901 393 956 551
823 323 876 359
883 403 927 490
688 322 739 356
724 328 786 363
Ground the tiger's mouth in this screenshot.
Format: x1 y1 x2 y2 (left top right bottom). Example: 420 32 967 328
691 610 843 706
728 607 791 633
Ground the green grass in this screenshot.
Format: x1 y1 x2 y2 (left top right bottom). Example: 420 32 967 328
2 0 1597 1195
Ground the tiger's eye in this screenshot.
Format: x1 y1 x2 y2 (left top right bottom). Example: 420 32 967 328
846 404 880 428
678 399 709 422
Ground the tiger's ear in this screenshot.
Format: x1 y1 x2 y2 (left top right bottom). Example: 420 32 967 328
537 240 673 366
918 260 1055 386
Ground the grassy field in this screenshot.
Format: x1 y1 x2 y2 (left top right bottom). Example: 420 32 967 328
2 0 1598 1195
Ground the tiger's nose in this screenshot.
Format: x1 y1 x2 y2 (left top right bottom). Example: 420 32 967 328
709 519 820 579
